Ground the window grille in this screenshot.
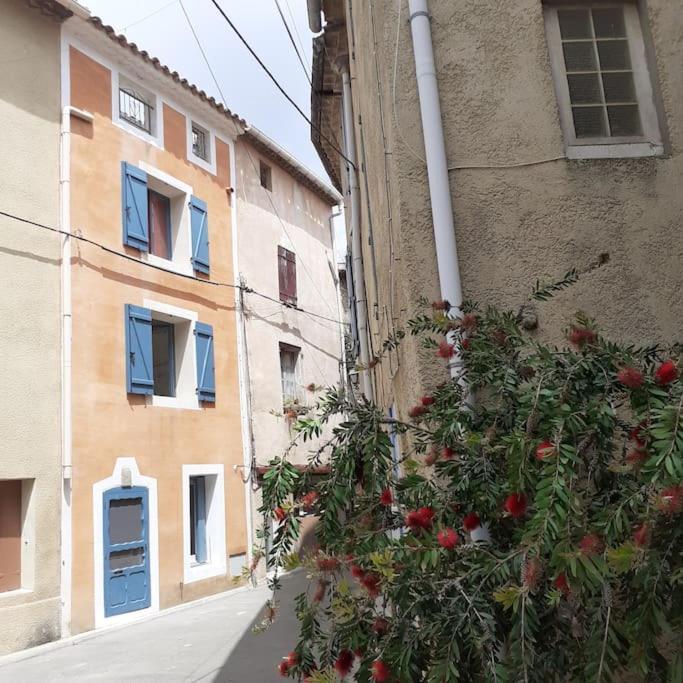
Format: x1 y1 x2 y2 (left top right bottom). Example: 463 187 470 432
192 125 209 161
119 87 153 134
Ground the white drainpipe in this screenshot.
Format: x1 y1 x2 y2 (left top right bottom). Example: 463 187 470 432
408 0 464 380
339 63 373 399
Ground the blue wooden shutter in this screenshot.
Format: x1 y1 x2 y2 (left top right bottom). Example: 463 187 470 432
194 477 207 564
125 304 154 395
121 162 149 251
195 322 215 402
189 196 210 274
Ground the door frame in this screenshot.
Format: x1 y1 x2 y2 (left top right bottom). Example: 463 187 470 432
92 458 159 629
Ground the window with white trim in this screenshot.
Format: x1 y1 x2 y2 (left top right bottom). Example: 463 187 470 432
191 123 210 162
118 75 157 137
279 343 303 407
544 2 663 158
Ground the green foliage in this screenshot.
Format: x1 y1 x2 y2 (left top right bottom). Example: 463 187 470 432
257 288 682 682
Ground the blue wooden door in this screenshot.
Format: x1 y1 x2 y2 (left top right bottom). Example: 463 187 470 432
103 487 151 617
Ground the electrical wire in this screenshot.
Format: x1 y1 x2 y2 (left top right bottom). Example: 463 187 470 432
205 0 353 169
273 0 311 85
0 209 349 328
180 0 342 320
283 0 311 69
122 0 179 32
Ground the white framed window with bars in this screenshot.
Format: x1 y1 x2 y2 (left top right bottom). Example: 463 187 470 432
544 2 663 159
113 73 162 146
186 116 216 174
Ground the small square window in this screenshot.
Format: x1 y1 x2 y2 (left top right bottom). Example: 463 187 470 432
191 123 210 162
259 160 272 191
544 2 663 158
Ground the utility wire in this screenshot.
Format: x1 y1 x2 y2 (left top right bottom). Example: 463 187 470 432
273 0 311 86
122 0 179 32
180 0 341 320
283 0 311 69
205 0 353 169
0 209 348 328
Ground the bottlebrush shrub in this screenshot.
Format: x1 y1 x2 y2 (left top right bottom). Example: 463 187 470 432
257 277 682 682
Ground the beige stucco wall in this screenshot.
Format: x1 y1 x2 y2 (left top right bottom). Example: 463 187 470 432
341 0 682 416
235 140 342 562
0 0 63 654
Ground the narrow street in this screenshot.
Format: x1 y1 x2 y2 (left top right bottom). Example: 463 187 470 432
0 572 307 682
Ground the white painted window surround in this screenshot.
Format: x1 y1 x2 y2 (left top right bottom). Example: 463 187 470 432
111 71 164 148
139 162 194 277
92 458 160 630
544 2 664 159
187 117 217 175
182 465 227 584
143 299 200 410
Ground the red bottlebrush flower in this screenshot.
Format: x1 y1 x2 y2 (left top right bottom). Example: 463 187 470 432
504 493 528 518
657 485 682 515
316 555 340 572
461 338 471 351
361 573 381 598
461 313 478 331
274 506 286 522
442 446 455 460
437 527 459 550
405 506 435 531
431 299 450 311
313 580 328 603
334 650 355 677
379 488 393 506
371 659 391 682
278 660 291 677
463 512 481 532
424 450 438 466
286 652 299 667
535 440 555 461
579 534 604 556
522 558 542 589
629 422 648 446
617 366 644 389
554 573 570 595
437 340 455 359
633 523 650 547
372 616 389 635
408 404 427 419
568 326 597 349
626 447 648 467
301 491 319 510
350 564 366 580
420 395 435 406
491 329 508 347
655 359 679 385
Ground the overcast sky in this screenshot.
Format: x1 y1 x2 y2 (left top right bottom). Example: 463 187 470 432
83 0 326 179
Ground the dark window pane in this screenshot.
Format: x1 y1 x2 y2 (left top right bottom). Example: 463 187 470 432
189 478 197 556
608 105 642 136
152 322 175 397
562 42 596 71
602 72 637 103
148 191 171 260
109 548 144 571
597 40 631 70
592 8 625 38
109 498 143 544
572 106 607 137
567 73 603 104
558 9 591 39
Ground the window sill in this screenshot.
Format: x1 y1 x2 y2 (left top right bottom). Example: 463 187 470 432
113 118 162 149
148 394 200 411
188 151 217 176
184 560 227 584
143 252 194 277
566 142 664 160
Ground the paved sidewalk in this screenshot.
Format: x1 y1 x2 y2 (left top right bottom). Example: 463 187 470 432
0 572 307 682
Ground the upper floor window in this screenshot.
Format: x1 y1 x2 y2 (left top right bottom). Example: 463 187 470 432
119 83 154 135
191 123 209 162
278 246 297 306
544 2 663 158
260 160 273 191
279 343 302 406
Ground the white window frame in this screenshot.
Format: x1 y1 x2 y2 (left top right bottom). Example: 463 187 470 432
112 71 163 148
0 479 35 599
139 162 194 277
544 2 663 159
143 299 200 410
187 117 216 175
182 464 227 584
279 342 303 407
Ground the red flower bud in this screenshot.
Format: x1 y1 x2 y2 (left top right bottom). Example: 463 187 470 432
626 447 648 467
504 493 527 518
655 359 679 385
535 440 555 461
274 506 286 522
437 527 459 550
286 651 299 666
371 659 391 682
617 366 644 389
278 660 291 676
442 446 455 460
633 522 650 547
425 450 438 466
316 555 340 572
657 485 682 515
405 506 435 531
372 616 389 635
350 564 366 580
522 557 542 589
360 572 381 598
554 573 570 595
379 488 393 506
578 534 604 556
431 299 450 311
463 512 481 532
461 338 471 350
461 313 478 331
300 491 319 510
313 580 328 603
568 326 597 349
334 650 355 677
437 340 455 359
408 404 427 419
420 395 435 406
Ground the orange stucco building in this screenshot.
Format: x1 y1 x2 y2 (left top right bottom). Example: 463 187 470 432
64 20 249 634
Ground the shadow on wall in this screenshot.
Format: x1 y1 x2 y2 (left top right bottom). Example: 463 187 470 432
212 523 319 682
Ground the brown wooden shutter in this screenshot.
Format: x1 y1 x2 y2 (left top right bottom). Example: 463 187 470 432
0 480 22 592
278 247 297 306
